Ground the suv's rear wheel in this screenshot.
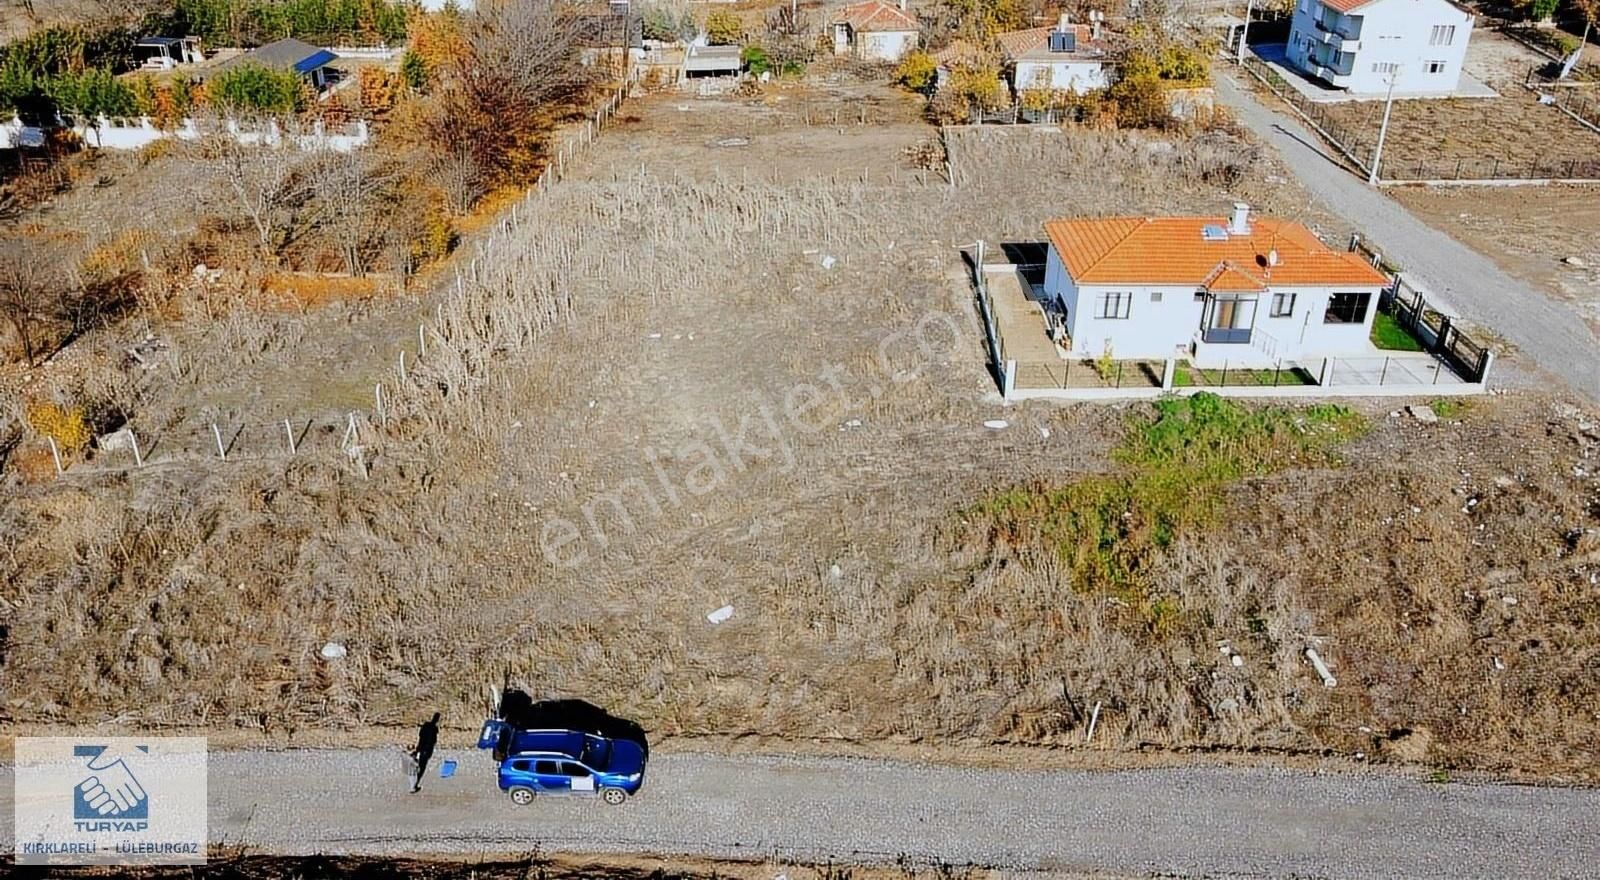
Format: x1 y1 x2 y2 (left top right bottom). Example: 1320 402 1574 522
509 787 535 805
600 787 628 805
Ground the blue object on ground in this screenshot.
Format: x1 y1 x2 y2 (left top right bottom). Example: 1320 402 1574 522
440 759 457 778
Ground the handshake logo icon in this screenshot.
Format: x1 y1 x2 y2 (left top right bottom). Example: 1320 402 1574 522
72 745 150 832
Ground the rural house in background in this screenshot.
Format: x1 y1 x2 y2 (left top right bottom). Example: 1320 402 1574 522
832 0 920 62
209 37 340 93
134 35 205 70
1285 0 1475 95
997 13 1111 95
1041 205 1390 366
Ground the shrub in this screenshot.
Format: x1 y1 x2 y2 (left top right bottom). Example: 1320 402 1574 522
895 49 937 93
206 63 304 115
25 399 90 454
399 49 429 91
742 45 771 76
705 9 744 45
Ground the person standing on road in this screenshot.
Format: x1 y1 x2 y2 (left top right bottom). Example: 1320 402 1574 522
411 712 440 793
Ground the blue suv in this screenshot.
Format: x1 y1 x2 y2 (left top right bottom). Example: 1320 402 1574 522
478 721 646 805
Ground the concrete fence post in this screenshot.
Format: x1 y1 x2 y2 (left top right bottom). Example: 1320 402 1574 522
285 419 296 455
1002 359 1017 400
1161 358 1176 390
211 422 226 460
47 436 62 475
1318 358 1334 387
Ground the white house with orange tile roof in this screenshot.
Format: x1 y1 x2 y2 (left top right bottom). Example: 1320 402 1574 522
1041 205 1390 366
996 14 1112 95
832 0 920 62
1285 0 1474 95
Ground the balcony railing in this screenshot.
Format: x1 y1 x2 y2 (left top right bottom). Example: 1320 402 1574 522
1312 16 1362 40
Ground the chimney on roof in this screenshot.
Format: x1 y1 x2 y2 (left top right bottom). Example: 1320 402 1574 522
1058 11 1071 31
1229 202 1251 236
1090 10 1102 40
898 0 908 10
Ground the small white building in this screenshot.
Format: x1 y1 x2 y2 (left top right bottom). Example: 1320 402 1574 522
997 15 1111 95
1285 0 1474 95
832 0 920 62
1041 206 1390 366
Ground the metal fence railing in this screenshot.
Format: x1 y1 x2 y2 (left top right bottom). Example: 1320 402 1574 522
1350 234 1493 383
1236 54 1376 175
1012 358 1166 390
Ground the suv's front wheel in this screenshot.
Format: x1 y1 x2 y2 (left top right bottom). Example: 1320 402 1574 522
508 787 536 805
600 787 628 805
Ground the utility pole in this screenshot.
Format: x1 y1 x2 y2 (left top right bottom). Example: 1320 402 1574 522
1237 0 1255 64
1368 67 1400 186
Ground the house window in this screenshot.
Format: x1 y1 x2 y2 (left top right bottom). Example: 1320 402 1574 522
1324 292 1371 324
1424 60 1446 74
1096 291 1131 319
1372 61 1398 75
1150 291 1164 303
1429 25 1455 46
1194 291 1207 302
1270 292 1296 317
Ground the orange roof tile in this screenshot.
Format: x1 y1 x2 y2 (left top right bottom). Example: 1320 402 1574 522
995 24 1103 61
836 0 919 32
934 39 984 68
1043 215 1389 288
1202 262 1270 292
1320 0 1375 12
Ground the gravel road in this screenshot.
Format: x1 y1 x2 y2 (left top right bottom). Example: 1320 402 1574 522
8 749 1598 877
1214 70 1600 399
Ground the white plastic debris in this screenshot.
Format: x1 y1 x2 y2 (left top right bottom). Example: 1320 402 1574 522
1231 654 1244 668
510 420 523 429
647 332 662 339
588 400 597 408
1502 595 1518 606
1040 427 1051 439
706 605 734 624
843 418 862 428
983 419 1009 430
1493 656 1506 671
320 642 347 660
829 564 843 579
1305 647 1337 687
820 255 837 269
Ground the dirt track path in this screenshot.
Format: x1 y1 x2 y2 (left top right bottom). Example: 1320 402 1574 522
1214 70 1600 400
8 749 1599 877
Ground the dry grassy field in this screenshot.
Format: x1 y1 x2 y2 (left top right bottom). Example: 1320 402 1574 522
4 81 1600 781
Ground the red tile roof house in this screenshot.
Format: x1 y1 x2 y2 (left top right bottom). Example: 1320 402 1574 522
1041 204 1391 368
996 14 1112 95
832 0 920 62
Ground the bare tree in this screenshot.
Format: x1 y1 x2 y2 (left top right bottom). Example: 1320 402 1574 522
195 120 311 258
0 238 64 365
424 0 598 182
309 149 395 276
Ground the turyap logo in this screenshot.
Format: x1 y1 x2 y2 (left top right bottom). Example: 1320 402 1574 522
72 745 150 832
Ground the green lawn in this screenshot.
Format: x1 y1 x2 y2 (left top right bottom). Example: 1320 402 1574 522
1173 364 1316 387
1371 312 1427 352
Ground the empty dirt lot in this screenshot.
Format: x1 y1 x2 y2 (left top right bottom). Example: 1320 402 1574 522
4 81 1600 782
1393 184 1600 329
